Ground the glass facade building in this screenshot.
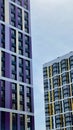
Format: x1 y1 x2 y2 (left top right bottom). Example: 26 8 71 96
43 52 73 130
0 0 35 130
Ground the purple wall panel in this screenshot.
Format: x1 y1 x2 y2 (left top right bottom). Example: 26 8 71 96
5 112 10 130
0 0 1 19
0 112 1 130
17 56 19 81
28 12 31 35
30 60 33 85
31 88 34 113
16 6 18 28
5 26 9 50
5 52 11 78
0 81 1 107
23 60 26 83
32 116 35 130
30 37 32 59
23 34 25 56
24 85 25 111
5 81 11 108
28 0 30 11
9 4 11 26
10 82 12 109
22 0 24 7
18 114 20 130
24 86 27 111
0 24 1 47
9 28 12 51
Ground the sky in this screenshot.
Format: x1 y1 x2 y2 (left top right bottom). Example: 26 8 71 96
30 0 73 130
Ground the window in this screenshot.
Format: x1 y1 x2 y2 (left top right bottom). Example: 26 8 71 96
12 103 17 109
25 51 29 57
63 85 70 98
20 104 24 111
19 58 23 82
25 35 30 58
12 93 16 100
24 0 28 10
26 69 30 76
25 35 29 43
19 49 23 55
61 59 68 72
11 29 16 52
20 95 23 102
12 83 16 91
53 76 60 88
26 87 31 112
19 41 22 47
70 70 73 82
19 67 23 73
18 8 22 15
19 70 23 82
25 43 29 50
19 85 24 111
10 4 16 27
1 80 5 107
1 80 5 90
11 38 15 44
12 55 16 63
11 4 15 11
62 72 69 85
11 13 15 19
1 91 4 97
70 56 73 69
20 85 24 92
17 8 22 29
27 87 31 94
1 51 5 77
18 32 23 55
27 97 30 103
18 32 22 39
25 60 30 67
20 115 25 130
43 67 47 78
17 0 22 5
19 76 23 82
18 15 22 23
24 12 29 33
12 73 16 80
71 84 73 96
27 116 31 123
11 29 15 36
12 64 16 71
12 113 17 130
27 116 32 130
26 78 30 84
19 58 23 65
1 112 5 130
18 24 22 30
1 24 5 48
11 55 16 80
12 86 17 110
52 63 59 75
0 0 5 21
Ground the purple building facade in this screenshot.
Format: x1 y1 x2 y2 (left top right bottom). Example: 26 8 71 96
0 0 35 130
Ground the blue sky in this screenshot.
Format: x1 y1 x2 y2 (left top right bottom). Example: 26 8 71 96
30 0 73 130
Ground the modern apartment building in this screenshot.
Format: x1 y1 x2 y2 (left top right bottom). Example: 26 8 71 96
43 52 73 130
0 0 34 130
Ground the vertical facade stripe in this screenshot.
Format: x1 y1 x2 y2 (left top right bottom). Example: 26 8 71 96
10 113 12 130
